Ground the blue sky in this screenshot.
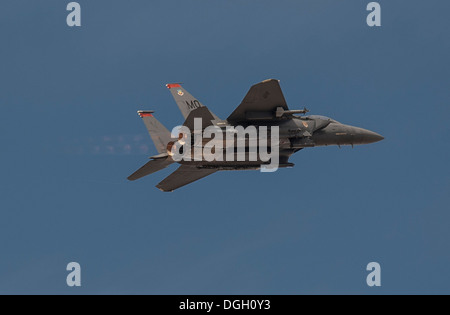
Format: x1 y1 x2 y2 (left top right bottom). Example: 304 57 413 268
0 0 449 294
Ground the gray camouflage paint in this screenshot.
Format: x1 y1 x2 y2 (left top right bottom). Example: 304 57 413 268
128 79 383 191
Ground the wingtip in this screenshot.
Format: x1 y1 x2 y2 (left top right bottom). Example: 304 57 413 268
261 78 280 83
157 186 173 192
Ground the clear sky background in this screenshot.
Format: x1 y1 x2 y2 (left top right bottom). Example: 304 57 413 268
0 0 449 294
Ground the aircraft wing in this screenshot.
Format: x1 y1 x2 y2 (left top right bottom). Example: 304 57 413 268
156 165 218 192
227 79 289 123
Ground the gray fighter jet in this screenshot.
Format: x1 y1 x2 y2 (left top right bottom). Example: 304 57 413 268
128 79 384 191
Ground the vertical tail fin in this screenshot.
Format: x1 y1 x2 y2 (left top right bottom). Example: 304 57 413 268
166 83 221 121
137 111 172 154
182 107 217 132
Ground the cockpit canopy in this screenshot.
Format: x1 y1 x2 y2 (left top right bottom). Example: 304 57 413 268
307 115 339 124
304 115 340 131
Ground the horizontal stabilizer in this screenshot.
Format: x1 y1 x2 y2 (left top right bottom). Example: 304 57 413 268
128 158 173 181
156 165 218 192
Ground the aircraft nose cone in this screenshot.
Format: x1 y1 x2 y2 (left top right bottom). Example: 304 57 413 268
362 130 384 144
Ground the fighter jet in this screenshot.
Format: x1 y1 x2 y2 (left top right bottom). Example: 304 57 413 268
128 79 384 192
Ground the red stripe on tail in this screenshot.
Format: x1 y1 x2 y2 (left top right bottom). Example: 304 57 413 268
166 83 181 89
